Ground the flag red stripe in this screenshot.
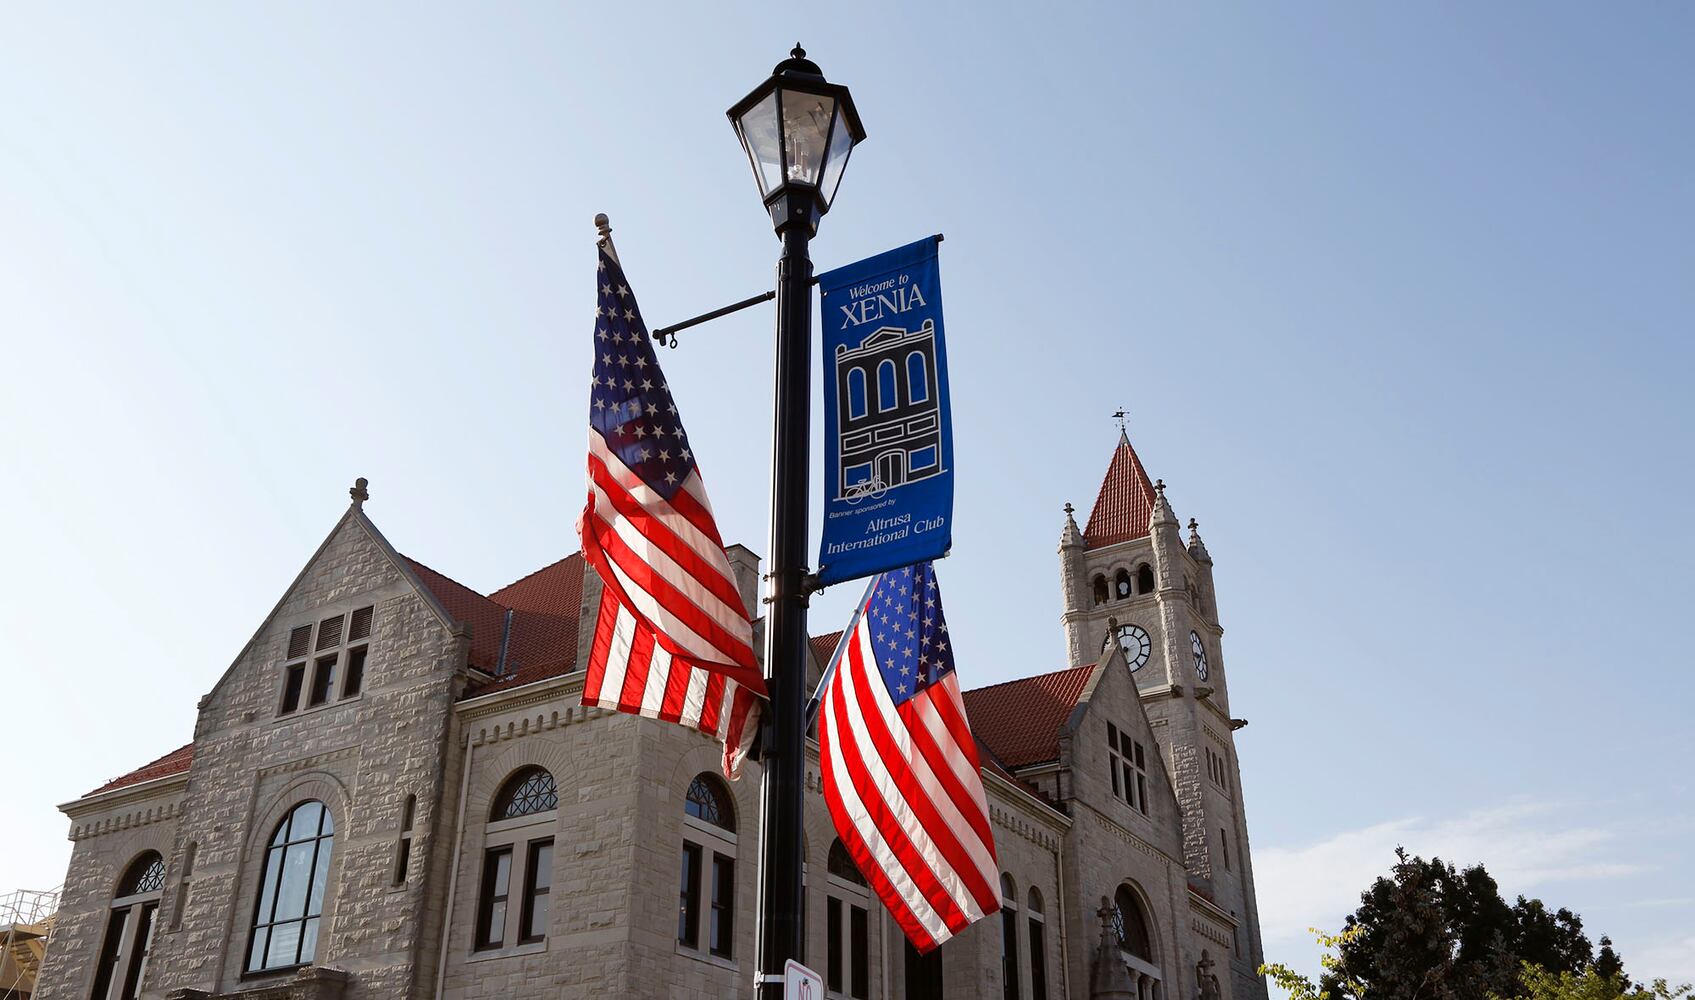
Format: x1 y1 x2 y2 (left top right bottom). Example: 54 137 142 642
897 694 997 862
587 450 747 619
583 590 617 705
835 636 975 932
619 624 656 712
819 686 942 952
841 630 994 921
586 514 762 687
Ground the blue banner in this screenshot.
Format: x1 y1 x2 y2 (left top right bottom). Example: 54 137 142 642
816 236 953 586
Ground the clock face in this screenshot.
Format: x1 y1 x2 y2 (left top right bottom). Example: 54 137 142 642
1190 630 1209 681
1115 624 1151 671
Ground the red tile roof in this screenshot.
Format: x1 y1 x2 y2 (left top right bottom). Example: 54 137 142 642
87 742 194 796
1083 433 1157 548
487 555 585 685
810 630 845 667
961 664 1097 769
403 556 509 671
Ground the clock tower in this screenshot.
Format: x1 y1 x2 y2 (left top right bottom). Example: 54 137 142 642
1059 431 1266 971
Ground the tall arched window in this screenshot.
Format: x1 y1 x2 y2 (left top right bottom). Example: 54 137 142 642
847 367 868 420
877 360 898 412
825 840 871 998
91 852 165 1000
247 801 334 973
1000 874 1021 1000
906 351 929 404
679 773 737 959
1092 576 1108 606
476 768 556 951
1115 570 1132 600
1113 884 1163 998
1026 888 1048 1000
1137 564 1155 594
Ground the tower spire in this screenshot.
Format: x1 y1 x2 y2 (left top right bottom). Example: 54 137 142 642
1082 433 1157 548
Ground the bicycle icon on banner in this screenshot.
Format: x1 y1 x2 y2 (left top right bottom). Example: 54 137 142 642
842 475 889 505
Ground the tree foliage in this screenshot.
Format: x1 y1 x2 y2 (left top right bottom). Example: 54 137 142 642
1255 847 1687 1000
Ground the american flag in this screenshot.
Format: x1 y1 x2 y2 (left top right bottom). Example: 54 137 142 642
577 244 765 778
817 561 999 952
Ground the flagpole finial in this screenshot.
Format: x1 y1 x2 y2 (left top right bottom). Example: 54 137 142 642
594 213 620 265
350 477 369 508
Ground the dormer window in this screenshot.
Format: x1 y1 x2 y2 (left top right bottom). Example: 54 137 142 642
279 606 373 716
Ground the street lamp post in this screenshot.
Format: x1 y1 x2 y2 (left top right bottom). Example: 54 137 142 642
727 45 864 997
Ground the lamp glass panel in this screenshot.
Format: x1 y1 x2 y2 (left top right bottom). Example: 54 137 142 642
819 107 855 208
735 91 785 196
780 88 835 186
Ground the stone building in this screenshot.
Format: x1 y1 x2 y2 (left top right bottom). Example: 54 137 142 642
38 433 1267 1000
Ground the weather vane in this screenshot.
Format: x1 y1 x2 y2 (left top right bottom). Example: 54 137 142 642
1112 407 1128 433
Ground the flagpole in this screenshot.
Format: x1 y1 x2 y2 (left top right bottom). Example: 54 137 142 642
802 577 877 732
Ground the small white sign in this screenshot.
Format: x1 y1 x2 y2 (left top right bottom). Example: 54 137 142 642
784 958 823 1000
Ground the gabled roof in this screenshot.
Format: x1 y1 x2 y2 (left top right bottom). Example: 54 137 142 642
403 557 510 671
1083 432 1157 548
86 742 194 796
961 663 1097 769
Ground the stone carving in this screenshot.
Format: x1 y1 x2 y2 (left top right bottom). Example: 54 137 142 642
1196 949 1222 1000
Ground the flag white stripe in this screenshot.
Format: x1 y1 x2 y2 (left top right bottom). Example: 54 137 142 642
590 436 742 577
836 626 988 925
591 604 639 708
821 680 952 943
640 644 673 716
850 625 998 898
590 483 751 646
594 533 745 669
680 668 710 728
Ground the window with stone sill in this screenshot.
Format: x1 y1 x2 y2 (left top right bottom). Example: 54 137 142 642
246 801 335 975
475 768 557 952
1106 721 1149 816
278 606 373 716
678 773 737 960
92 852 166 1000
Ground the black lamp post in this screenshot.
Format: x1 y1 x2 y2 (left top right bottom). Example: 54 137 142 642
727 45 864 997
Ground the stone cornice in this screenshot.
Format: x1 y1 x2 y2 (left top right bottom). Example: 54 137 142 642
470 703 611 747
455 670 585 720
67 795 184 841
60 772 189 819
256 744 361 779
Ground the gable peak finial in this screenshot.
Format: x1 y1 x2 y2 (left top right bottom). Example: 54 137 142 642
1154 478 1166 496
1063 502 1075 517
350 477 369 508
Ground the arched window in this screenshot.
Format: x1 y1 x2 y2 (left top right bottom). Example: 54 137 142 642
1092 576 1108 606
490 766 558 821
477 769 556 951
906 351 929 404
825 840 872 998
1113 884 1163 997
877 360 898 412
1137 564 1155 594
847 367 868 420
1027 888 1049 1000
1114 570 1132 600
247 801 334 973
92 852 165 1000
679 773 737 958
1000 874 1021 1000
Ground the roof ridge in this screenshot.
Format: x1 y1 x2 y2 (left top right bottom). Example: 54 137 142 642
400 554 508 609
489 551 583 599
962 661 1094 696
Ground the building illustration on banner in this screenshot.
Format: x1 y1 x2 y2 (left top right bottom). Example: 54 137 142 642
833 319 944 501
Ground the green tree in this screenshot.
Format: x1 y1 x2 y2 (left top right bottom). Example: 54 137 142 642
1491 962 1690 1000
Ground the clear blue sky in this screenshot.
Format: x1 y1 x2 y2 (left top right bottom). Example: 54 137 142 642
2 2 1690 988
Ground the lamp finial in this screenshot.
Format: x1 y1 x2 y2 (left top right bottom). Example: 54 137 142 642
791 43 806 59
